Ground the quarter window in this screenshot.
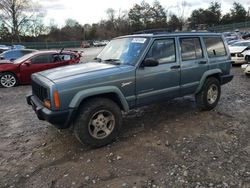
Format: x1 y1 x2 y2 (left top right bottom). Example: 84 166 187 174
146 39 176 64
204 37 227 58
180 38 203 61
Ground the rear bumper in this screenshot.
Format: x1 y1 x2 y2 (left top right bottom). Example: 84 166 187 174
221 74 234 85
26 94 75 129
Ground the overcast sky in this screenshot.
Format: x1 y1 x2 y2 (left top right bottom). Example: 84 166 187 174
39 0 249 26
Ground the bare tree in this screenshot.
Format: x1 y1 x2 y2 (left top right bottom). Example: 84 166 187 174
0 0 44 42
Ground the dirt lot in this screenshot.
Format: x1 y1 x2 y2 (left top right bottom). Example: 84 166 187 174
0 54 250 187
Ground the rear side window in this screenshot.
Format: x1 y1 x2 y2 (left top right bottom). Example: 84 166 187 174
146 39 176 64
180 38 203 61
204 37 227 58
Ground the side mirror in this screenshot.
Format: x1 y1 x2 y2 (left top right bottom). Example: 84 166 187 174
23 60 31 66
142 58 159 67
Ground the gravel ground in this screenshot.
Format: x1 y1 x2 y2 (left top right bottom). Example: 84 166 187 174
0 52 250 188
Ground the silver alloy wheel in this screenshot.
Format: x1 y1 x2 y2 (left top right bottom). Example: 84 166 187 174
0 74 16 88
88 110 115 139
207 84 218 104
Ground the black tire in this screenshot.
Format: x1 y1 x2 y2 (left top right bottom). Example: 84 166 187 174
0 72 18 88
73 98 122 147
195 77 221 111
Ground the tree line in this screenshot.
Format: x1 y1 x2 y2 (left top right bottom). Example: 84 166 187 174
0 0 250 43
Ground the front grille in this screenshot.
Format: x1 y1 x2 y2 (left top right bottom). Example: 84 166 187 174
231 53 236 57
32 80 48 102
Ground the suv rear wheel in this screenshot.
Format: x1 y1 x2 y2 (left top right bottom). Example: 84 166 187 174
195 77 221 111
73 98 122 147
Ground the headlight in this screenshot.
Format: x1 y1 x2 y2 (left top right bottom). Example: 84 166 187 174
44 99 51 109
237 53 244 57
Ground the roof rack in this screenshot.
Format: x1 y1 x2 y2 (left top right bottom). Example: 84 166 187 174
133 28 170 35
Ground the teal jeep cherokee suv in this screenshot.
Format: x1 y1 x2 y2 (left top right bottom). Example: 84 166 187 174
27 32 233 147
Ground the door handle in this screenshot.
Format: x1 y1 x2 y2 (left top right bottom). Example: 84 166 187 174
198 60 207 64
170 65 180 70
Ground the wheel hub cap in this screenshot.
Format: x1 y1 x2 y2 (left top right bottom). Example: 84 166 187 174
207 84 218 104
88 110 115 139
1 74 16 87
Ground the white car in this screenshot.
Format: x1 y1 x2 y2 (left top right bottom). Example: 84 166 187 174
241 63 250 76
229 40 250 64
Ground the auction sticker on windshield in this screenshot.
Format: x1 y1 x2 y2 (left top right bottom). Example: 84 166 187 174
132 38 147 43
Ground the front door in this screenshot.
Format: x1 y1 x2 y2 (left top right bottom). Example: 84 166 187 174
136 38 181 106
19 54 54 83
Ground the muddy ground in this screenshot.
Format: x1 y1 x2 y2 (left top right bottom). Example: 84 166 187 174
0 51 250 188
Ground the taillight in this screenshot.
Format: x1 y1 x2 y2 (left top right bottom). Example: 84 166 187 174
53 91 60 109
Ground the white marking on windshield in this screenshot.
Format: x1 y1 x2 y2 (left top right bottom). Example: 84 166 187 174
131 38 147 44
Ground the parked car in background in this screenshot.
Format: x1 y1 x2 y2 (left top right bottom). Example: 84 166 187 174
0 50 81 88
81 41 90 48
93 40 109 47
0 45 11 53
229 40 250 64
241 63 250 76
0 49 37 61
93 41 103 47
11 45 25 49
227 39 241 46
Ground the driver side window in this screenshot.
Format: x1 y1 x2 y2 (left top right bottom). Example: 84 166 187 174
31 54 53 64
146 39 176 64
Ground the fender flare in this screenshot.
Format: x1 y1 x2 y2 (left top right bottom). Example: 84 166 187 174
195 69 222 94
69 86 129 111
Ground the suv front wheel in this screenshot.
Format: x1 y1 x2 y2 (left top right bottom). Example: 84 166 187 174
73 98 122 147
195 77 221 111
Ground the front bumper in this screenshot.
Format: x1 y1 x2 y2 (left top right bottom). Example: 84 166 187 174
26 94 75 129
221 74 234 85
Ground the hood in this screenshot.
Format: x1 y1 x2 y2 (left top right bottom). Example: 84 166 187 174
229 46 248 53
38 62 120 81
0 60 12 64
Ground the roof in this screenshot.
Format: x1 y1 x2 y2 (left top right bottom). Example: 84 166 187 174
116 32 223 39
30 50 76 55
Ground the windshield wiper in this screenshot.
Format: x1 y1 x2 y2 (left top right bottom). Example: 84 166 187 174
93 57 102 62
103 59 121 65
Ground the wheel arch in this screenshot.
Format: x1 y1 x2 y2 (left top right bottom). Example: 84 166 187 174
195 69 222 94
69 86 129 112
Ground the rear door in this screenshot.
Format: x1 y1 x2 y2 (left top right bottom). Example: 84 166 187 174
179 37 209 95
136 38 181 106
203 36 230 74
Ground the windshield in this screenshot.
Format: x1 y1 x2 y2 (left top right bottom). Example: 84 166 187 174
13 52 35 64
232 41 250 47
97 37 149 65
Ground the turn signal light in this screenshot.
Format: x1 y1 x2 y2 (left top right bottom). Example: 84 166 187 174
53 91 60 109
44 99 51 109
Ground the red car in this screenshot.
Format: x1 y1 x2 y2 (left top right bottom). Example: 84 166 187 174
0 50 81 88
